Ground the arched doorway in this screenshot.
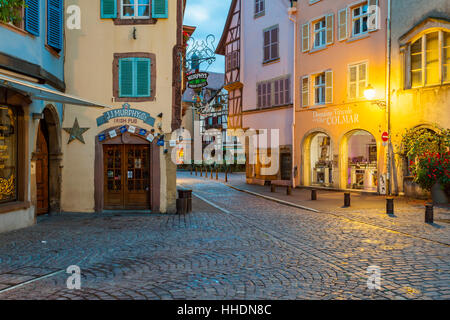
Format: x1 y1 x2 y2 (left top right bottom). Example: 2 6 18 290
341 130 378 191
34 105 62 215
302 131 333 187
35 120 49 215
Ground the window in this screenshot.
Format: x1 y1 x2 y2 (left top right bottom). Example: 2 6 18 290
121 0 150 19
114 53 155 102
226 51 239 72
263 26 279 63
314 18 326 48
257 76 291 109
314 73 326 105
255 0 265 17
274 77 291 106
0 106 18 204
352 4 368 37
348 62 367 99
408 30 450 88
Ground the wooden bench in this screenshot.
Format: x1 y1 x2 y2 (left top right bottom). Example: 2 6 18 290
270 180 293 195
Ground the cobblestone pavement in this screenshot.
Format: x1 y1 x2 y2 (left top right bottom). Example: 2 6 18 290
192 171 450 245
0 173 448 300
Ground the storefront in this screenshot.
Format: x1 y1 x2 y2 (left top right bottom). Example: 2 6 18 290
296 104 386 194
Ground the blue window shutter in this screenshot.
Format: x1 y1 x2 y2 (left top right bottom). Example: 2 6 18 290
152 0 168 18
24 0 40 36
119 59 134 97
101 0 117 19
47 0 63 50
136 59 151 97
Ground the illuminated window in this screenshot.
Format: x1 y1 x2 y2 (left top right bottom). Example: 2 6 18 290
408 30 450 88
0 106 17 204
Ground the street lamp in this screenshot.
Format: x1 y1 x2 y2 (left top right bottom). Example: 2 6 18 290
364 84 392 198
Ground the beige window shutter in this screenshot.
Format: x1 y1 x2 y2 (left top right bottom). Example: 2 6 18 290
368 0 379 31
302 23 310 52
326 14 334 45
325 71 333 104
302 76 310 107
338 8 348 41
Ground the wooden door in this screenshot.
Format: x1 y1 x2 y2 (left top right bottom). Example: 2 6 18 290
36 122 49 215
104 144 150 210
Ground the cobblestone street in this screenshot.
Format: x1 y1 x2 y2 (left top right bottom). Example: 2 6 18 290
0 173 448 300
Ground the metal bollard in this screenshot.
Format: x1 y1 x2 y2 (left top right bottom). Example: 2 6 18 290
225 168 228 182
311 189 317 200
216 169 218 180
210 168 213 179
425 203 434 223
386 197 394 215
176 198 187 215
195 167 198 176
190 166 193 175
200 167 203 177
344 193 351 207
271 184 276 193
205 168 208 178
286 186 292 195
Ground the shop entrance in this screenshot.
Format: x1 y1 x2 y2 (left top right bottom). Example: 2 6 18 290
35 121 49 215
103 144 150 210
310 133 332 186
346 130 378 191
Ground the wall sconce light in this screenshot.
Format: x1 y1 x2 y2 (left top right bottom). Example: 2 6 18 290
132 27 137 40
364 84 386 109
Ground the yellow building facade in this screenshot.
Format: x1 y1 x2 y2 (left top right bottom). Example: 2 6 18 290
62 0 184 213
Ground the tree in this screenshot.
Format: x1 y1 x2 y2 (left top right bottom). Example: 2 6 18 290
0 0 26 24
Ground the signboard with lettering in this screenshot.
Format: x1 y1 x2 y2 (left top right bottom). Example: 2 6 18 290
312 107 360 126
96 103 156 127
187 72 209 89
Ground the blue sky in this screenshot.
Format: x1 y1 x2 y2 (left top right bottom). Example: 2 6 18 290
183 0 232 73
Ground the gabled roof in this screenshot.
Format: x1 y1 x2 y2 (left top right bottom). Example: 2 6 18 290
215 0 238 56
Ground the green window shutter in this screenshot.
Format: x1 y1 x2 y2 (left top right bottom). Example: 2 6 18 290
101 0 117 19
152 0 168 18
136 59 151 97
119 59 134 97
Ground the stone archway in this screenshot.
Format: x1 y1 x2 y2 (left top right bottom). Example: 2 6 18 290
339 129 379 192
300 129 333 187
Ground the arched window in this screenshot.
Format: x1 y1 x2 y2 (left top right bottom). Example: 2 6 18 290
407 30 450 88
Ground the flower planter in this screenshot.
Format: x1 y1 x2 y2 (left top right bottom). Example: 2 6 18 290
432 182 449 205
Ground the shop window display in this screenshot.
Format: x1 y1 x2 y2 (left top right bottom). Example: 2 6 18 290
0 106 17 203
311 133 332 186
347 131 377 191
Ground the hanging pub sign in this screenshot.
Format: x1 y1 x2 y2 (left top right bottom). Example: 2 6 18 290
187 72 209 90
96 103 156 127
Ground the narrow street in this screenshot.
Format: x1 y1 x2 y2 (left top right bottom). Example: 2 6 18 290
0 173 448 300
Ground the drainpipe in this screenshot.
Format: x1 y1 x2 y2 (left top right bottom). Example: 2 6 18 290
288 1 297 188
386 0 392 196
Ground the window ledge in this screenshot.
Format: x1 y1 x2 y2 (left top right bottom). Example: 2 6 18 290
262 58 280 66
254 12 265 19
347 33 370 43
45 45 61 58
0 201 31 215
309 45 328 54
0 22 30 37
406 82 450 91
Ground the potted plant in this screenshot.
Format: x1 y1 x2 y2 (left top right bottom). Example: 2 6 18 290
409 152 450 204
402 126 450 204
